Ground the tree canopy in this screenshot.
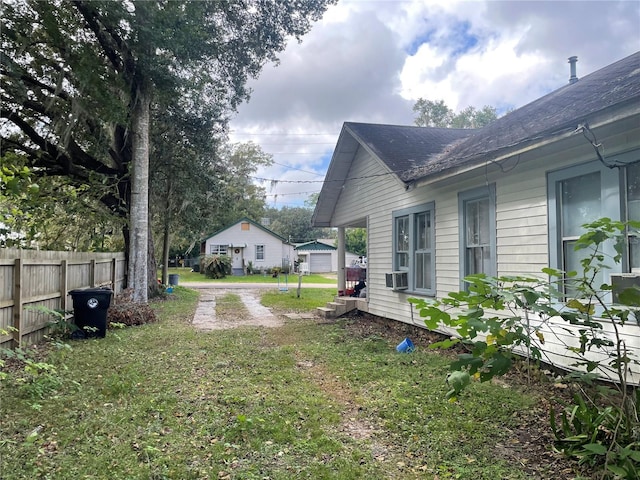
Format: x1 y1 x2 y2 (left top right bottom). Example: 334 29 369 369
413 99 498 128
264 206 332 244
2 0 336 299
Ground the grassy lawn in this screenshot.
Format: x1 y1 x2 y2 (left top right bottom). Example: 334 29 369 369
0 287 582 479
262 288 337 312
161 267 335 285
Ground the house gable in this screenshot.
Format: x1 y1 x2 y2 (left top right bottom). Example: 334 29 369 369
295 240 336 252
201 217 288 245
200 217 294 271
312 124 471 227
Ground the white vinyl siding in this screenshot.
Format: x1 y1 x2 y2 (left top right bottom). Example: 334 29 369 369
329 146 404 319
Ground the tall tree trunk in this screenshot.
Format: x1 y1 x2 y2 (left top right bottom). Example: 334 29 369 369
129 84 150 303
148 219 160 298
161 179 172 286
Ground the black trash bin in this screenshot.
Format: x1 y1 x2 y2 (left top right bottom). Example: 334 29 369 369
69 288 113 338
168 274 179 286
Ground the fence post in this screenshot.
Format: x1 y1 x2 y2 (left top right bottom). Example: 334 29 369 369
90 259 96 287
60 259 68 313
111 257 117 294
12 258 22 349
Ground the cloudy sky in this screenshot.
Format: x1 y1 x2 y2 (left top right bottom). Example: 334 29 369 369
229 0 640 209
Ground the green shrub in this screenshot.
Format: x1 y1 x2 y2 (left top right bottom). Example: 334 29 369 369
202 254 231 278
410 218 640 478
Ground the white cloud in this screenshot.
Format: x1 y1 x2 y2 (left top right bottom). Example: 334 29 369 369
230 0 640 208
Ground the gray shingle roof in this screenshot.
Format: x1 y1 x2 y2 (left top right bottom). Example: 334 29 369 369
343 123 472 182
312 52 640 227
407 51 640 181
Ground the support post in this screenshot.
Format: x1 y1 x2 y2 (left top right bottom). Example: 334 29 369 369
12 259 22 349
337 227 346 295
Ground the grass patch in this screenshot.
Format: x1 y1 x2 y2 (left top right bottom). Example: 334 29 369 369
215 293 248 318
0 287 583 479
261 288 336 312
160 267 335 285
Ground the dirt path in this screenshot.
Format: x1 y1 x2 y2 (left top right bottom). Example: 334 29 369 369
191 288 285 330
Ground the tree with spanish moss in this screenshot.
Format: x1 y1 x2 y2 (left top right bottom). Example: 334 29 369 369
1 0 337 302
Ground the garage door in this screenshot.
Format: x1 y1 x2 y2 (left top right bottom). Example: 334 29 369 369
310 253 332 273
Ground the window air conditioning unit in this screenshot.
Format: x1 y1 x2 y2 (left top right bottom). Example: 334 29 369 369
610 274 640 304
385 271 408 290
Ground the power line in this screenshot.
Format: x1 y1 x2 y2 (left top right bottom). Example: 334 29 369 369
270 160 323 176
252 170 398 184
266 152 331 155
231 132 338 136
264 191 320 197
255 142 335 145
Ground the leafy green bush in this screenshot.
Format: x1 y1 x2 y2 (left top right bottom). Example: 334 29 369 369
202 254 231 278
28 305 77 339
551 391 640 479
410 218 640 477
0 341 70 408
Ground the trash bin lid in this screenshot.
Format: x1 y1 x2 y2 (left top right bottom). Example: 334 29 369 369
69 288 113 295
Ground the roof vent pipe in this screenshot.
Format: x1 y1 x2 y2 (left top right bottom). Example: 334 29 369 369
568 56 578 84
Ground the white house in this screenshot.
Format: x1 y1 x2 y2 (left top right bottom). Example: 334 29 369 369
200 218 295 275
313 52 640 382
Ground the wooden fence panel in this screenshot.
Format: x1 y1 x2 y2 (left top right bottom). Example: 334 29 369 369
0 261 14 347
68 263 91 291
0 250 126 349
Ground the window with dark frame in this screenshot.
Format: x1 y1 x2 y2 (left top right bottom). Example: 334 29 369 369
459 185 496 286
392 203 435 294
210 244 228 256
627 163 640 272
547 159 639 297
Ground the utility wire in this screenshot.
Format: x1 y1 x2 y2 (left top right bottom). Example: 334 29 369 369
264 191 320 197
270 160 324 176
251 170 398 184
231 132 338 136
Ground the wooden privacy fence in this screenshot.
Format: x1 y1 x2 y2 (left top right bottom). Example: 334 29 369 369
0 249 126 349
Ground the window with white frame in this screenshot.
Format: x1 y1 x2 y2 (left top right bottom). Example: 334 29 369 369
392 202 435 294
459 185 496 285
256 244 265 261
547 159 639 296
209 244 228 256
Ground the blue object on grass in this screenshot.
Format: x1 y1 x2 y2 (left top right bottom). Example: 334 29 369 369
396 337 415 353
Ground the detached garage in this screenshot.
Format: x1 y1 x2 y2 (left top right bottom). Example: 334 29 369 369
295 241 335 273
295 240 360 273
311 252 332 272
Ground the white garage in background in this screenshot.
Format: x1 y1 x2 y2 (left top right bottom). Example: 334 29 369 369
295 240 360 273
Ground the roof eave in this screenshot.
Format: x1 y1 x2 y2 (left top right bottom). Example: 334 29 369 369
410 101 640 189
